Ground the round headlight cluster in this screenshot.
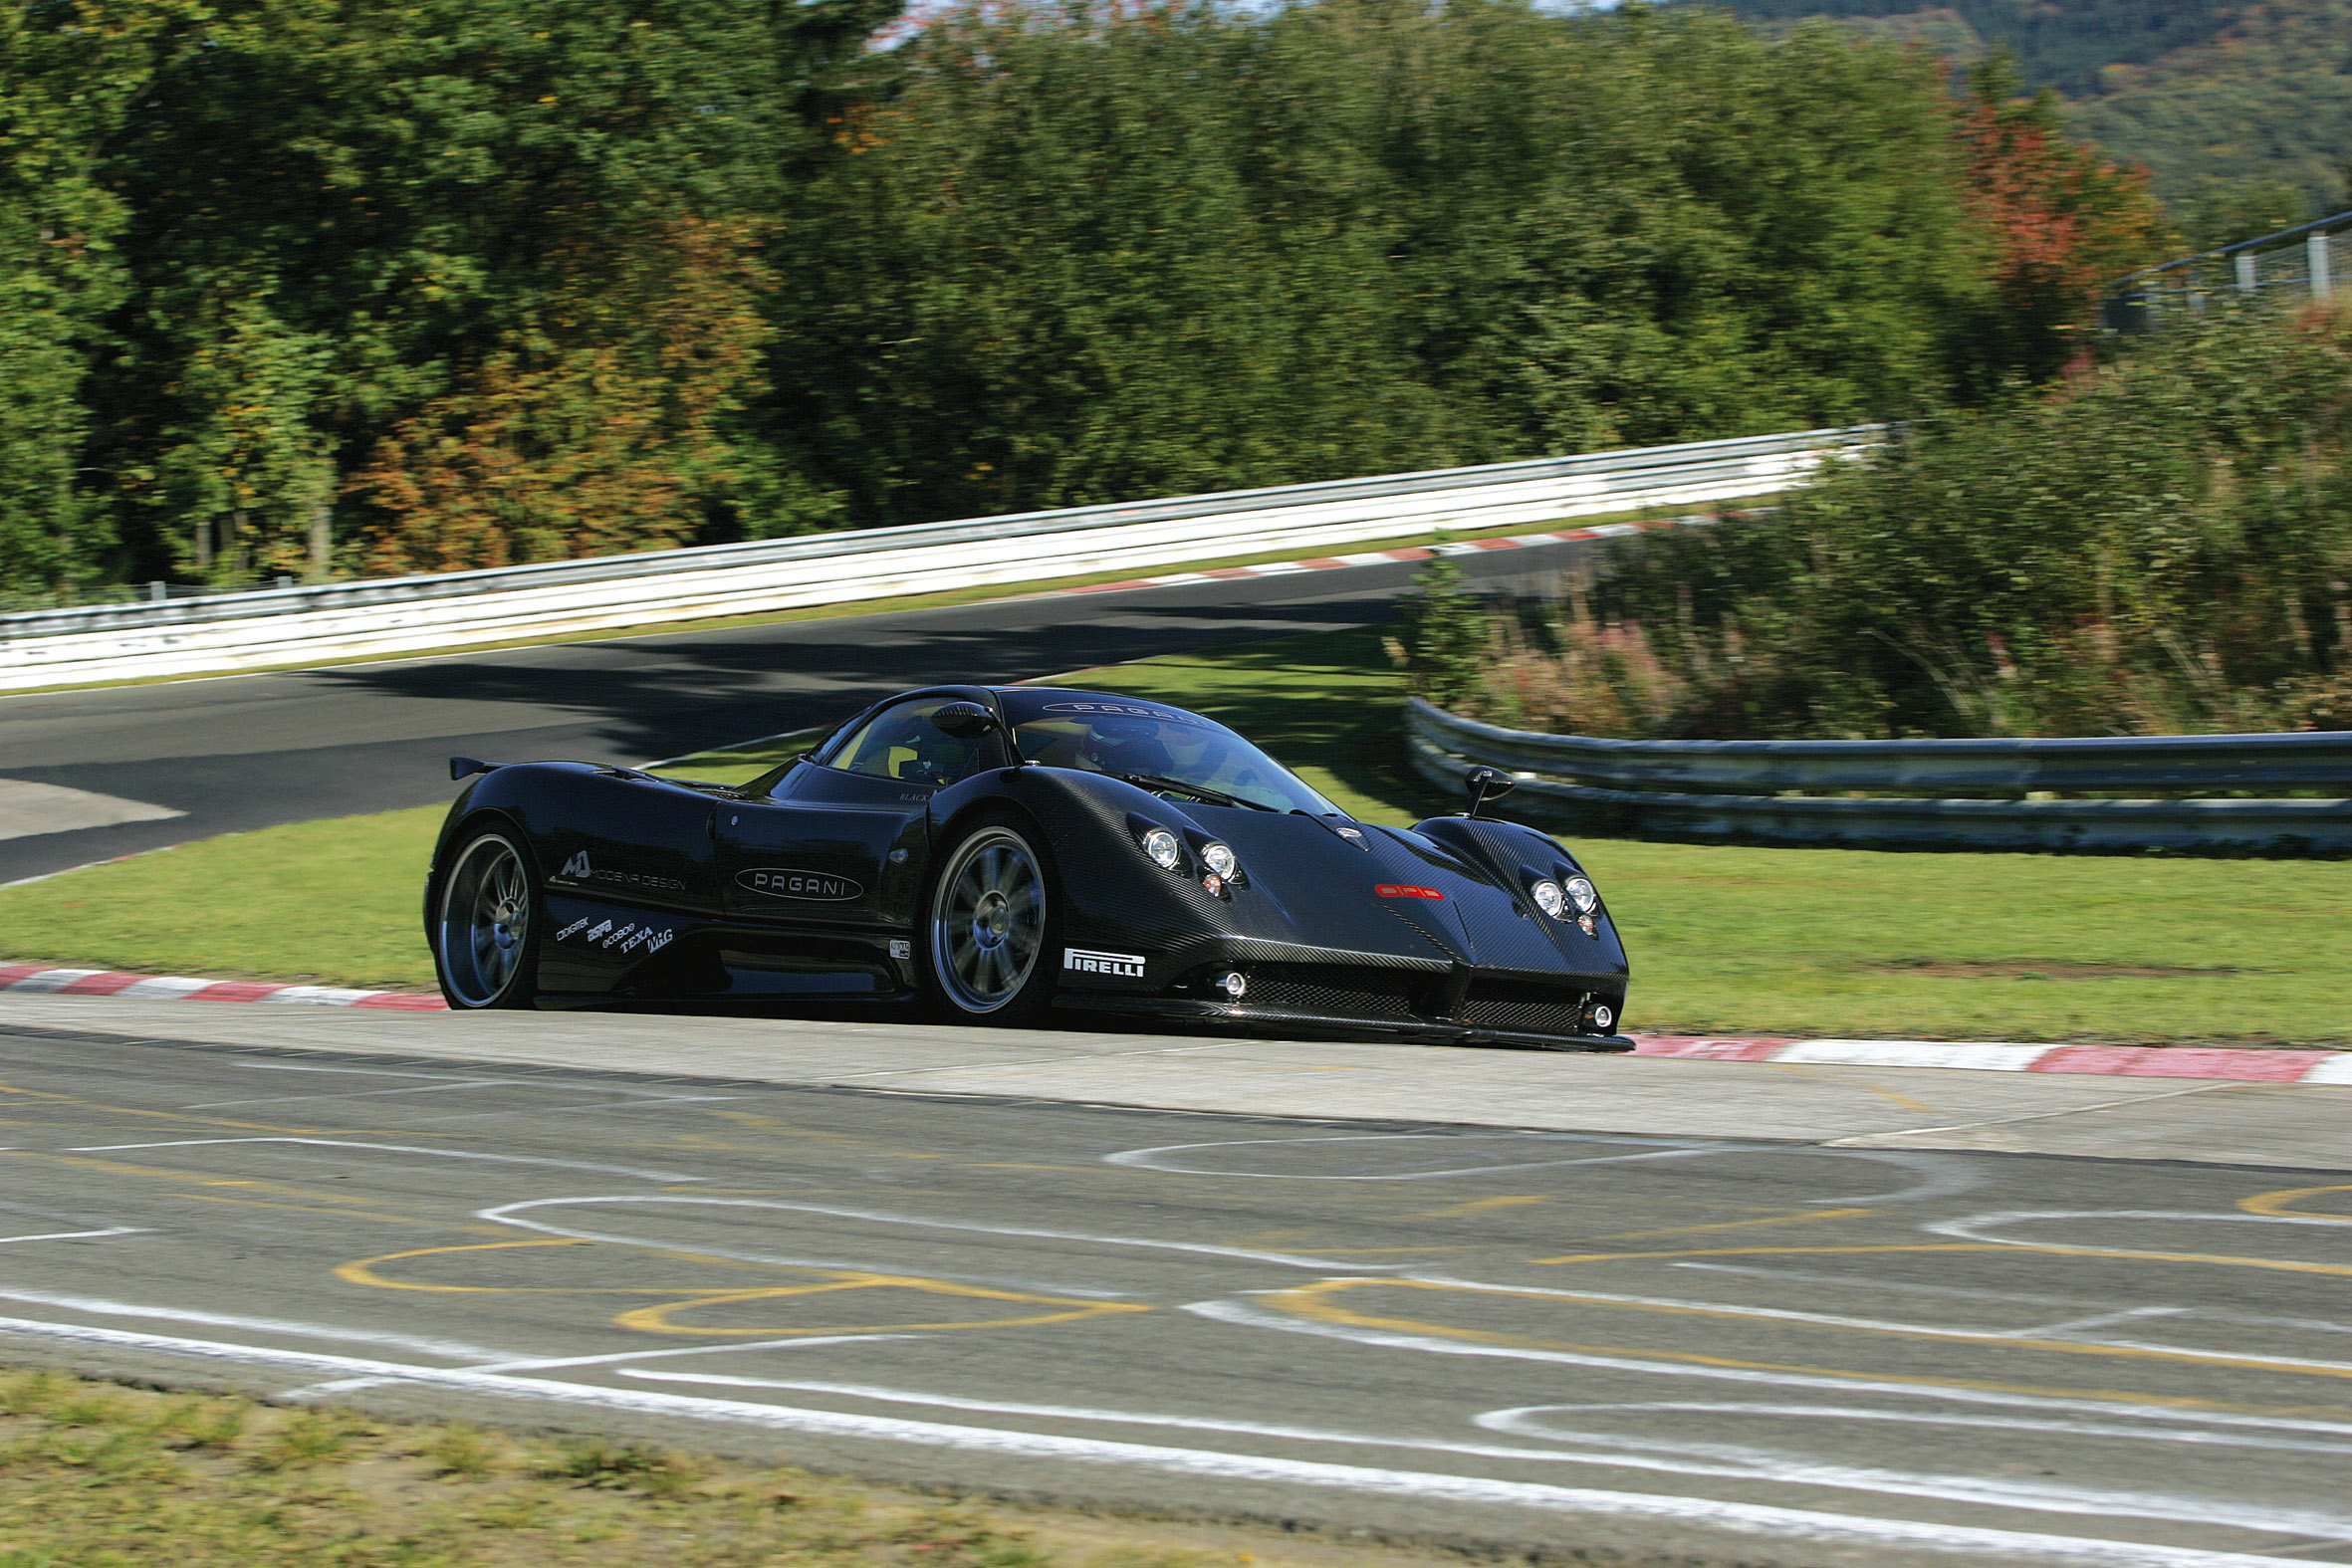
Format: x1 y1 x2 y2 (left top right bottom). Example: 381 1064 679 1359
1564 876 1599 914
1201 842 1238 880
1529 879 1565 918
1141 828 1182 871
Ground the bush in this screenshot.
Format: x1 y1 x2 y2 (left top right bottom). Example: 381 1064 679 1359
1455 306 2352 740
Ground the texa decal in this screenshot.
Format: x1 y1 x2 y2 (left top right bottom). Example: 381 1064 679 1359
737 867 863 901
1375 884 1446 900
1063 947 1146 978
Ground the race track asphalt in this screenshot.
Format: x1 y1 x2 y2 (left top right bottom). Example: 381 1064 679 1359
0 544 1585 886
0 1010 2347 1568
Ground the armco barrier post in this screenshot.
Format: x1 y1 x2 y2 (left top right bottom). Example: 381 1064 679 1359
2235 252 2259 295
2314 232 2335 302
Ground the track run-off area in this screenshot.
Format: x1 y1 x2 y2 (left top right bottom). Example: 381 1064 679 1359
0 1008 2347 1568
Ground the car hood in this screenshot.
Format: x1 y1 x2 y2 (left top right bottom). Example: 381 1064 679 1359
1175 808 1598 975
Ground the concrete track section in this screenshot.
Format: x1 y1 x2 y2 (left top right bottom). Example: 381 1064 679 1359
0 1008 2347 1566
0 543 1583 886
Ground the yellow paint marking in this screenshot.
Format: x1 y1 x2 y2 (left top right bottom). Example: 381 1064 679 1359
2241 1185 2352 1221
1530 1240 1999 1266
616 1274 1148 1337
1267 1277 2352 1386
9 1150 394 1208
1406 1196 1548 1220
337 1243 1151 1340
1574 1208 1872 1244
180 1196 505 1232
1759 1063 1937 1114
0 1080 449 1138
1252 1278 2327 1418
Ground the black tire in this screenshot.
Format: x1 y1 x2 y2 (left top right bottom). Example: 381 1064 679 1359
433 827 543 1009
921 812 1058 1025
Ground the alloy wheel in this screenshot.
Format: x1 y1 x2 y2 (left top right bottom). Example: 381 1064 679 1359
439 833 532 1007
930 826 1047 1013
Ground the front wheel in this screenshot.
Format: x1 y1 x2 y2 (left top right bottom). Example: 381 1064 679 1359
434 827 542 1009
922 815 1058 1025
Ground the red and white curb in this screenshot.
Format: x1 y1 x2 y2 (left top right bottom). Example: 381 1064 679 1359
4 965 2345 1082
0 964 444 1010
1029 515 1713 598
1633 1034 2352 1084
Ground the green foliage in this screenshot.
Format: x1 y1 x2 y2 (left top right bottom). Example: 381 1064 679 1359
2 0 2173 593
1386 557 1495 708
782 0 2009 525
2180 177 2319 253
1550 306 2352 739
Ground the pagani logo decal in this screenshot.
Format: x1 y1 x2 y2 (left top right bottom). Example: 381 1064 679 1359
738 867 862 901
1375 884 1445 900
554 916 675 955
555 850 684 893
1043 700 1200 727
1063 947 1146 978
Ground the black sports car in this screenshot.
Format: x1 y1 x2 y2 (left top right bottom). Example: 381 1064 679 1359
424 685 1633 1050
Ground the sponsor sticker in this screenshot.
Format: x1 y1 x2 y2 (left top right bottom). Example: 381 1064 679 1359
737 867 863 901
1375 884 1445 900
1063 947 1146 978
887 938 912 961
557 919 674 955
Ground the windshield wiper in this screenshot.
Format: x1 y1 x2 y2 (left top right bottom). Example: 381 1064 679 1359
1114 773 1276 811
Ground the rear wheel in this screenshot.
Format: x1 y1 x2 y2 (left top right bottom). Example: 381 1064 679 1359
923 816 1057 1025
434 828 541 1009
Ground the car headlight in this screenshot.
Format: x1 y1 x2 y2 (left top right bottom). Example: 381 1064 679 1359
1529 879 1565 918
1141 828 1182 871
1201 841 1238 880
1564 876 1598 914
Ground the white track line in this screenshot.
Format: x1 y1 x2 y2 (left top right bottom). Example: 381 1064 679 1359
0 1310 2311 1568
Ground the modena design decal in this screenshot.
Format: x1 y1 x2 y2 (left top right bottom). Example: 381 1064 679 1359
554 916 675 955
556 850 685 893
738 867 863 901
1063 947 1146 978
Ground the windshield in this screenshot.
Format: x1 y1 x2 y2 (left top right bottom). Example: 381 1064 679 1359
998 692 1339 815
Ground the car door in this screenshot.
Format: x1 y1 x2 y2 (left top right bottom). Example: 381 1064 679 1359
712 695 1005 931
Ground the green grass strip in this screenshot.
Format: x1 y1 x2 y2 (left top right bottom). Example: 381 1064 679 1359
0 1365 1371 1568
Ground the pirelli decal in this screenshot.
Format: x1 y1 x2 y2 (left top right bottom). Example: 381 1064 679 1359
1063 947 1145 979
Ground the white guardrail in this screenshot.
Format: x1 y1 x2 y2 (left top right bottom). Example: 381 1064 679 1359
0 427 1877 692
1406 698 2352 852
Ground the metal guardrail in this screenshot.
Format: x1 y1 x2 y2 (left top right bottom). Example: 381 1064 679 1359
1405 698 2352 852
2102 208 2351 331
0 425 1876 693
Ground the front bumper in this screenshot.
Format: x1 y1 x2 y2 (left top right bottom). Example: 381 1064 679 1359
1056 993 1635 1053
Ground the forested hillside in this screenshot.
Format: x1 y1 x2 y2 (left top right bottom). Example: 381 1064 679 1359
1679 0 2352 212
1 0 2169 602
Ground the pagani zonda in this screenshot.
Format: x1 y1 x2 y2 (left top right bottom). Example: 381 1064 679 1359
424 685 1633 1050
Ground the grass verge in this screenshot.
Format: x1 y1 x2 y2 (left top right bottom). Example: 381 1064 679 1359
5 625 2347 1042
0 1364 1439 1568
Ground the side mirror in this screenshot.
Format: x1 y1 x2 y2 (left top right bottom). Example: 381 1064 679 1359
1463 766 1516 819
931 701 1002 741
